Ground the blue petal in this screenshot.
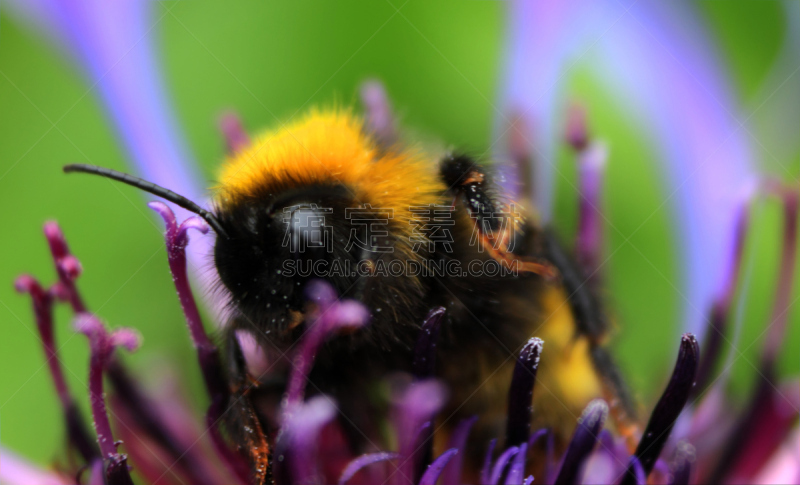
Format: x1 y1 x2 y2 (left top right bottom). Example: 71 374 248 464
499 0 756 337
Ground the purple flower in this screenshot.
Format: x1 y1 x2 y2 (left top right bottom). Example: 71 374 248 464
6 167 799 483
3 3 799 485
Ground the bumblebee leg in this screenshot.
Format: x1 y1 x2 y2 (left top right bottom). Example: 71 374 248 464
223 328 273 485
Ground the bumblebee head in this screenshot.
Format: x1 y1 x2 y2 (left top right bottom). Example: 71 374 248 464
212 183 357 330
210 111 447 336
66 111 447 341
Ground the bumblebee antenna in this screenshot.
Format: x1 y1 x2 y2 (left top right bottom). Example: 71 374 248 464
63 163 228 238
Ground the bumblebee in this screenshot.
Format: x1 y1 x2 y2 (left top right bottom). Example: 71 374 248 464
65 109 634 479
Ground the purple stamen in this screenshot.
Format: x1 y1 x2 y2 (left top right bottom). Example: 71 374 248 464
105 454 136 485
621 334 699 485
694 197 751 395
627 456 646 485
280 396 338 485
14 275 98 462
703 185 798 483
75 314 140 458
553 399 608 485
390 379 447 485
74 314 140 484
528 427 547 448
20 221 217 482
504 113 535 203
218 111 251 154
707 378 799 483
761 184 798 367
412 307 445 379
441 415 478 485
670 452 692 485
544 427 555 483
285 280 368 405
488 446 519 485
506 338 543 446
418 449 458 485
88 460 105 485
149 202 227 397
43 221 86 313
481 439 498 485
149 202 250 484
360 80 398 149
106 362 217 485
339 452 400 485
575 142 607 278
565 103 589 152
411 306 445 478
504 442 528 485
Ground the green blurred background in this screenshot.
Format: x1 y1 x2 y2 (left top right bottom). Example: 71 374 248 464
0 1 797 465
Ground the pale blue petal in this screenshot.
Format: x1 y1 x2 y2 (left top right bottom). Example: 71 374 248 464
499 0 756 337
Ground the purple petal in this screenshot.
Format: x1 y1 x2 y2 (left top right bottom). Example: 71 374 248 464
441 416 479 485
504 443 527 485
488 446 519 485
5 0 217 290
0 448 71 485
339 452 400 485
419 449 458 485
623 334 699 484
500 0 755 337
506 338 543 446
412 307 446 379
708 379 799 483
554 399 608 485
750 427 800 485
